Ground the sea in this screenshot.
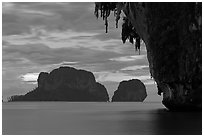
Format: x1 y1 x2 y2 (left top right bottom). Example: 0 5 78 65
2 102 202 135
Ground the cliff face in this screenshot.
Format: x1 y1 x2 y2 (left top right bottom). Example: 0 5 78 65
123 3 201 110
9 67 109 102
95 2 201 110
112 79 147 102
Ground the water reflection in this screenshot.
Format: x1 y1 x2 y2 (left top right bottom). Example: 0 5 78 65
2 102 202 135
154 109 202 135
121 108 202 135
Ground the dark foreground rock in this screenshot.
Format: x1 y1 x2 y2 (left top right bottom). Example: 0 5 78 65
9 66 109 102
112 79 147 102
95 3 201 111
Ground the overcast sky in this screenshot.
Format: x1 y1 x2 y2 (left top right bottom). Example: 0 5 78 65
2 2 161 102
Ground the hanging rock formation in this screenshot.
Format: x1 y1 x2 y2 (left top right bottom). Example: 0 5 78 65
112 79 147 102
95 2 202 110
9 66 109 102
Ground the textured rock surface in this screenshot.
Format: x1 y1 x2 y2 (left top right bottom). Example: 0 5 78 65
95 2 202 110
9 66 109 102
123 3 202 110
112 79 147 102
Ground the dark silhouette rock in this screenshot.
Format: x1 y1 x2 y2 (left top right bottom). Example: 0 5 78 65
38 72 49 89
112 79 147 102
9 66 109 102
95 3 201 111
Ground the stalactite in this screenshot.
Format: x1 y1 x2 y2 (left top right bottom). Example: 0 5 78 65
94 2 141 52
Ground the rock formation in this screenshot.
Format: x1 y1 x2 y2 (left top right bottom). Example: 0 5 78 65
95 2 202 111
9 66 109 102
112 79 147 102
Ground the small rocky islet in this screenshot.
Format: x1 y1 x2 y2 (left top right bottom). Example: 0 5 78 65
112 79 147 102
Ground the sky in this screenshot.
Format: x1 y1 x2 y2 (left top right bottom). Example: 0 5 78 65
2 2 161 102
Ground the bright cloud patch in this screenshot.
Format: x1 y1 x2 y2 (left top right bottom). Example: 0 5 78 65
109 55 146 62
19 73 39 84
53 61 78 66
121 65 149 71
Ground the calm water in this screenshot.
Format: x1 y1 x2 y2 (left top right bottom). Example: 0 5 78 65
2 102 202 135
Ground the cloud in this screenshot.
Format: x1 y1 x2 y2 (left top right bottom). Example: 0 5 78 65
56 61 78 65
2 2 106 36
109 55 146 62
3 27 128 54
19 73 39 84
92 29 121 41
3 41 124 68
3 28 98 47
94 71 152 82
95 71 134 82
94 70 155 88
3 3 56 17
121 65 149 71
2 2 124 47
2 3 61 35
